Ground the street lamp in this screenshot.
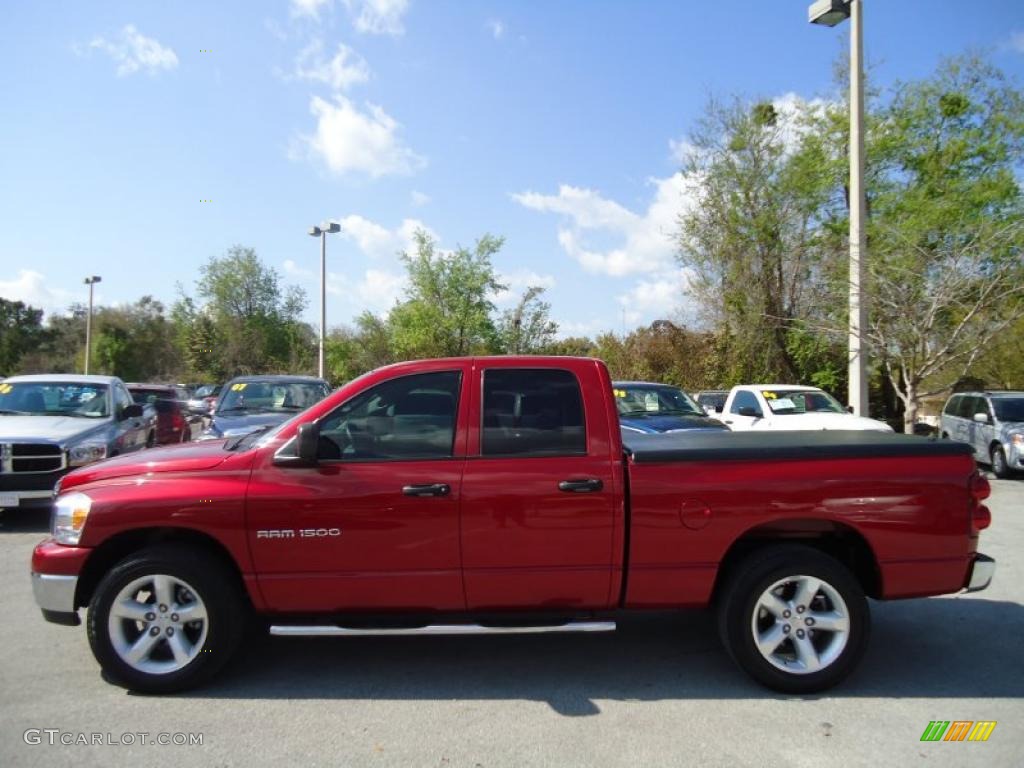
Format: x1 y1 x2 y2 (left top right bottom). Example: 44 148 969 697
83 276 102 375
308 222 341 379
809 0 868 417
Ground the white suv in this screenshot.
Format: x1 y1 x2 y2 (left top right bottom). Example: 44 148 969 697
940 391 1024 478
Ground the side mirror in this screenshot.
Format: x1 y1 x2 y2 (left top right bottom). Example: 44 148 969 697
973 412 990 424
713 405 723 413
121 403 143 419
296 422 320 463
738 406 759 418
846 405 854 413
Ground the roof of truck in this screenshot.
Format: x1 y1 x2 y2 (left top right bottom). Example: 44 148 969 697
1 374 120 384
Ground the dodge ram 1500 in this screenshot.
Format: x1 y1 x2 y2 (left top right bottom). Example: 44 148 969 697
30 357 994 694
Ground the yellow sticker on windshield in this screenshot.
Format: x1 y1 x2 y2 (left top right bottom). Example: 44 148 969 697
762 391 777 399
614 389 626 397
231 383 247 391
0 384 11 393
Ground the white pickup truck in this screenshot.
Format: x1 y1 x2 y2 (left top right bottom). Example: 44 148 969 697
720 385 893 432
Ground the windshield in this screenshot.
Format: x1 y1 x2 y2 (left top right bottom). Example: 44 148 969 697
614 385 703 417
992 397 1024 422
130 388 174 404
0 382 110 417
761 389 846 415
217 381 328 415
193 385 219 398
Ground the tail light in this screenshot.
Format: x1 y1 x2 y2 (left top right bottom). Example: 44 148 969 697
171 410 184 431
969 473 991 533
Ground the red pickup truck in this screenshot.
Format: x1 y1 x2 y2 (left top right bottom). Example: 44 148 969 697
31 356 994 694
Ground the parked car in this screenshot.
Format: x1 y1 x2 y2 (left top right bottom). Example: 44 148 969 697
186 384 221 416
126 384 202 445
613 381 727 434
695 389 729 415
201 375 331 440
32 356 992 695
721 385 893 432
940 391 1024 478
0 375 149 511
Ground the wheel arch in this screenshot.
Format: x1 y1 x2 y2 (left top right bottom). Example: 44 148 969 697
712 518 882 602
75 527 252 612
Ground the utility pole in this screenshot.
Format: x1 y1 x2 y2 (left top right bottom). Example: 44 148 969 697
83 276 102 375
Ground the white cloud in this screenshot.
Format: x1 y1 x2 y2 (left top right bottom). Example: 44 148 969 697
514 173 695 277
294 40 370 91
298 95 425 177
616 270 690 326
327 268 406 312
291 0 332 19
334 215 436 259
86 25 178 77
343 0 409 36
283 259 315 280
486 19 505 40
410 190 431 207
494 270 556 306
669 137 697 165
0 270 79 317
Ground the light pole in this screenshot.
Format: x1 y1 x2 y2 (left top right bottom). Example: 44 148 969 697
83 276 102 375
809 0 868 417
308 222 340 379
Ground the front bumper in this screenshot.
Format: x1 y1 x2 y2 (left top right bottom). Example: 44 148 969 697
32 573 80 625
965 553 995 592
31 539 92 626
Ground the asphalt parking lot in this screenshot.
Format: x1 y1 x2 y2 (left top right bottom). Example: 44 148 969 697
0 477 1021 768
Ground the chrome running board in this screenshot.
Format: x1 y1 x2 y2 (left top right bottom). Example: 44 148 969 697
269 621 616 637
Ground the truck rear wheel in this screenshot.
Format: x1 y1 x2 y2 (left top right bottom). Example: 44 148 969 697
717 545 869 694
87 545 244 693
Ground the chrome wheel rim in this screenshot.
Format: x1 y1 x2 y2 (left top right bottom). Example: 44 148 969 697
750 574 850 675
107 574 209 675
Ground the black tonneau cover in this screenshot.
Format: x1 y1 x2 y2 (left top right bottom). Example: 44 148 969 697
623 430 974 463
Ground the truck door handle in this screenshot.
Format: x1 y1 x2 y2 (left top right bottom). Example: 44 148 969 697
558 478 603 493
723 420 733 425
402 483 450 497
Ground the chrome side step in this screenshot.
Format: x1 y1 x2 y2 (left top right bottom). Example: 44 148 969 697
269 621 616 637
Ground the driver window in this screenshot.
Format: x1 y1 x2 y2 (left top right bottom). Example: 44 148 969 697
316 371 461 460
113 386 132 416
730 390 762 416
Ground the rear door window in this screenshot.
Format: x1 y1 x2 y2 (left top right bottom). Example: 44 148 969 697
481 369 586 456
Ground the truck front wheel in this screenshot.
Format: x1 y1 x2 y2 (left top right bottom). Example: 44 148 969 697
717 545 870 694
87 545 244 693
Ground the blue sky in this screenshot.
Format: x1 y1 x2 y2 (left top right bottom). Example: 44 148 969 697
2 0 1022 338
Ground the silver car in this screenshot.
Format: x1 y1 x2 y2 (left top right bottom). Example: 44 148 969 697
0 375 153 511
940 391 1024 478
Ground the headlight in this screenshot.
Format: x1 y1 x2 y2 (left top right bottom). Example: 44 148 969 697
52 492 92 545
68 442 107 467
1012 434 1023 447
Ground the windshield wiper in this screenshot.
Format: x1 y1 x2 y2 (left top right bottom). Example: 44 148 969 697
225 424 275 451
0 409 28 415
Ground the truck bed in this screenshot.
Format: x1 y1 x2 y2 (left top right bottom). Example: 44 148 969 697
623 430 973 463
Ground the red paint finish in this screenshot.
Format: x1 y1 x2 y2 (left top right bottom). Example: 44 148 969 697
30 356 986 623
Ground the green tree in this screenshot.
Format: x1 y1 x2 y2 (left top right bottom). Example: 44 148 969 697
0 298 47 375
863 56 1024 431
388 231 507 358
496 286 558 354
174 245 313 378
676 96 845 386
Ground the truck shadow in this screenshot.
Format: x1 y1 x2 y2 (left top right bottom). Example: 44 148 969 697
0 509 49 534
185 597 1024 714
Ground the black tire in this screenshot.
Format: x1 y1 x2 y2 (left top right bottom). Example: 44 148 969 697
991 445 1010 478
145 431 156 449
717 544 870 694
87 545 245 693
